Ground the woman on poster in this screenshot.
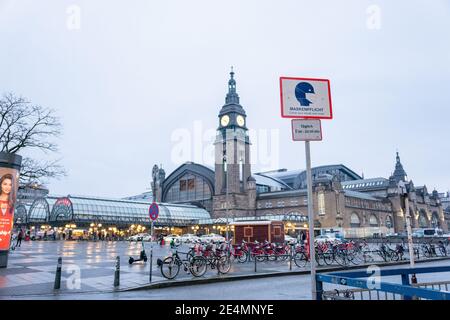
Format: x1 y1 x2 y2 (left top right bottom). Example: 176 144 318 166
0 174 17 251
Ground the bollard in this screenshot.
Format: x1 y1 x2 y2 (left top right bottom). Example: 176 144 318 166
114 256 120 287
54 257 62 290
149 245 153 283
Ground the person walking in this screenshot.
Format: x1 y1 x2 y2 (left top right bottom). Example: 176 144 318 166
301 231 307 245
16 228 23 248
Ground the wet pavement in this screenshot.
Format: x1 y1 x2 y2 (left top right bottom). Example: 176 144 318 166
0 240 449 299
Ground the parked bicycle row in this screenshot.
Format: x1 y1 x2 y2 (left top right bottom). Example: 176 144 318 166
139 237 450 281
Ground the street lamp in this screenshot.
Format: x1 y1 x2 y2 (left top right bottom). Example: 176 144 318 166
223 155 230 242
398 181 415 269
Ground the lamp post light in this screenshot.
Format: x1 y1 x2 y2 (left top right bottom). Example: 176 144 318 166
223 155 230 242
399 181 415 268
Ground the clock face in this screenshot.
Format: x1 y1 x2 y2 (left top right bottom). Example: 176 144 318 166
220 115 230 127
236 115 245 127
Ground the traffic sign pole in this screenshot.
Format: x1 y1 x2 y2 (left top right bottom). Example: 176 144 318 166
151 220 154 242
280 76 332 300
305 140 317 300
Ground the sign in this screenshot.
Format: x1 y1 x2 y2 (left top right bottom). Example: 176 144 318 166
0 169 20 251
291 119 322 141
149 202 159 221
280 77 332 119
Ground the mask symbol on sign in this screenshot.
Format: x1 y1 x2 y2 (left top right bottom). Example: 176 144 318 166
295 82 315 106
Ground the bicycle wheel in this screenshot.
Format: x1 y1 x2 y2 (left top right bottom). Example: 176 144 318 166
315 253 324 266
323 252 334 265
390 251 399 262
160 256 180 280
217 256 232 274
190 256 207 277
347 250 360 265
293 252 308 268
255 253 266 262
237 251 248 263
277 251 289 262
334 252 347 266
267 252 277 262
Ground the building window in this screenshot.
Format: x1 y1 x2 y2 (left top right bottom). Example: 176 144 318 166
277 201 285 207
265 202 272 208
385 216 393 229
369 214 378 227
273 226 282 237
419 211 428 228
350 213 361 227
188 178 195 190
318 191 326 215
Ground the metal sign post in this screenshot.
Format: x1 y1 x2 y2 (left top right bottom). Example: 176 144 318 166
305 140 317 299
280 76 332 300
151 220 154 242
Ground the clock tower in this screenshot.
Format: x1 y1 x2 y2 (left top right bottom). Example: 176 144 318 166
213 69 256 219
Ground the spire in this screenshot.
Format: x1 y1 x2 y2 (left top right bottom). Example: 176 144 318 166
393 151 407 182
225 66 240 104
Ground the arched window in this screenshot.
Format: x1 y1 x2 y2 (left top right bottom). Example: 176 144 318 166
369 214 378 227
14 204 28 224
350 213 361 227
431 212 440 228
385 216 393 229
29 198 50 222
164 173 213 213
418 210 428 228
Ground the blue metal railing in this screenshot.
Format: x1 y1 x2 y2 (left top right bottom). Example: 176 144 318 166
316 265 450 300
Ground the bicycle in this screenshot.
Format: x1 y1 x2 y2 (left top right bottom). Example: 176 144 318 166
221 240 249 263
207 244 232 274
158 249 207 280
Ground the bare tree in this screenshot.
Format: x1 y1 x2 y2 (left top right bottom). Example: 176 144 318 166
0 92 66 185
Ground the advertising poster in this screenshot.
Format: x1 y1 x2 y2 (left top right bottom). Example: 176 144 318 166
0 168 20 251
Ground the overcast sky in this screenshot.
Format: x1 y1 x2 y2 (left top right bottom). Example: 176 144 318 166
1 0 449 198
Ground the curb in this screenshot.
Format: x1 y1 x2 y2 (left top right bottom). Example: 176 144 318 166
121 256 450 292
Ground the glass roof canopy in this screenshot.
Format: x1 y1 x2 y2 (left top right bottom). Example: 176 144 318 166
17 195 212 227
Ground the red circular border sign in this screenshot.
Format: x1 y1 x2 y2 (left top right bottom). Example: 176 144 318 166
149 202 159 221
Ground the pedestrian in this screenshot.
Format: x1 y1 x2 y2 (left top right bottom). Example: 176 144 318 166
43 230 47 240
16 228 23 248
301 231 307 244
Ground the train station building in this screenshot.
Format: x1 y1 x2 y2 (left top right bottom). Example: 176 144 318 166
13 71 448 238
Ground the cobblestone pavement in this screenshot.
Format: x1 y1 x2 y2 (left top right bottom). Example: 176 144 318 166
0 240 448 299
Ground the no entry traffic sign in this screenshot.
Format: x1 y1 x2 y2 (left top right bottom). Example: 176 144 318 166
149 202 159 221
280 77 332 119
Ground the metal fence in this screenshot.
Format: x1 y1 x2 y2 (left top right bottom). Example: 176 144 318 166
317 265 450 300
